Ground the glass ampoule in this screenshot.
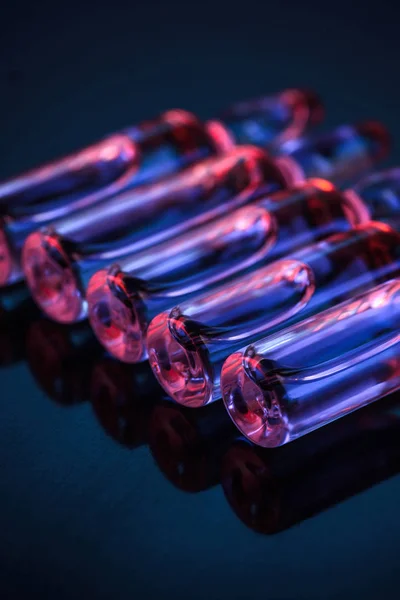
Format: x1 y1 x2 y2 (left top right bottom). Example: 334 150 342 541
221 277 400 446
221 392 400 533
87 133 391 364
11 117 385 297
20 145 286 312
147 209 400 408
0 135 250 287
0 111 218 215
14 119 387 318
0 89 322 212
1 88 321 286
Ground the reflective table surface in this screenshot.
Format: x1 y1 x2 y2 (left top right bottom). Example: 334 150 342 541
2 2 400 597
1 287 400 599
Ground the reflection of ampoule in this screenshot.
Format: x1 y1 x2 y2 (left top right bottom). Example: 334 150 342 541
221 278 400 446
0 89 321 287
148 216 400 408
90 358 164 449
86 125 388 362
221 392 400 533
18 122 387 322
0 283 39 366
148 400 237 492
0 89 322 212
26 320 103 406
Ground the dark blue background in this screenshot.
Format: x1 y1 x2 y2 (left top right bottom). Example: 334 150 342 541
1 1 400 598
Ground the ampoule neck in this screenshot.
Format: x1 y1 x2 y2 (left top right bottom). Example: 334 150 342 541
213 89 325 149
368 219 400 238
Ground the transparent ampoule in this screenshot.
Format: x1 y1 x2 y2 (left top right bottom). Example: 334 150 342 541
221 278 400 446
221 391 400 533
11 117 385 296
39 121 384 354
0 88 322 212
20 145 284 316
12 119 386 321
147 216 400 407
1 88 322 287
86 155 392 365
16 118 384 315
0 111 219 213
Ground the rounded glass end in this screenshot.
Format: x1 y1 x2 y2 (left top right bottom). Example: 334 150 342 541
22 231 85 323
87 268 146 363
0 226 12 287
222 351 288 447
147 311 213 407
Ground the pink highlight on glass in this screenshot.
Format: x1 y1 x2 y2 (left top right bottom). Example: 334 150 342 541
204 120 236 154
147 259 315 407
0 134 140 210
222 349 289 447
219 88 325 150
147 310 214 408
221 278 400 447
23 144 279 325
277 89 325 144
87 267 146 362
22 231 86 323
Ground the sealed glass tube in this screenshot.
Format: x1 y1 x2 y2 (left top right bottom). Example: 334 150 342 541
5 88 320 285
15 121 387 310
88 179 365 362
0 88 322 211
221 278 400 446
15 120 377 299
90 359 164 448
20 145 285 312
23 121 387 331
279 121 390 186
210 88 324 149
0 120 233 287
221 392 400 533
0 112 217 214
13 120 386 299
148 222 400 407
88 148 393 364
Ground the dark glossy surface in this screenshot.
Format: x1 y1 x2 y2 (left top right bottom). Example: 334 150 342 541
2 300 400 600
2 1 400 598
